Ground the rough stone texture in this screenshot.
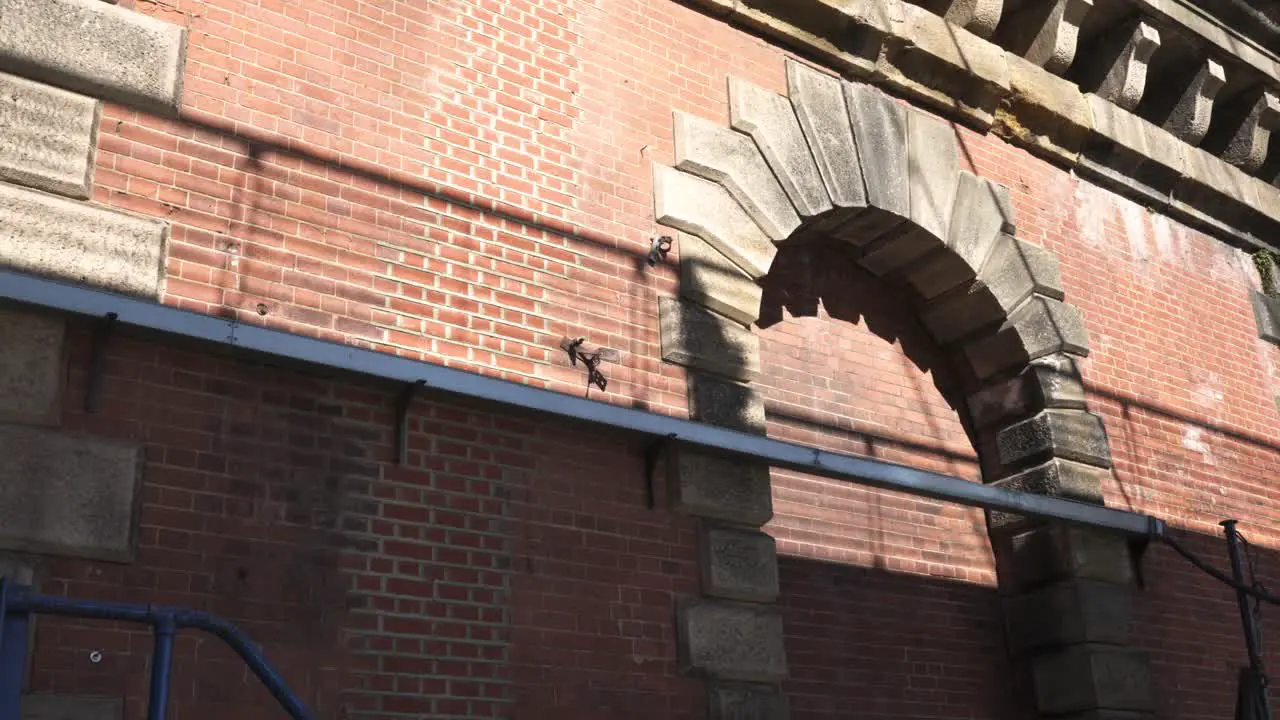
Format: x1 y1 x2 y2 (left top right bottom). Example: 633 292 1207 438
724 0 884 80
1087 94 1187 177
0 309 66 426
1083 19 1160 112
785 60 866 210
709 682 791 720
998 0 1094 75
1004 580 1132 654
996 523 1135 588
654 164 778 278
940 0 1003 38
674 111 802 241
728 76 832 218
679 599 788 682
1208 87 1280 173
689 373 768 434
964 294 1089 379
1178 144 1256 215
0 182 168 298
22 695 124 720
1252 290 1280 344
668 449 773 526
1158 58 1225 145
0 0 186 115
843 82 909 220
967 352 1086 428
995 408 1113 471
906 172 1015 299
0 72 99 199
1033 645 1154 714
700 524 780 602
680 234 764 326
1000 52 1094 162
0 424 142 561
905 106 961 244
660 297 761 381
987 458 1110 531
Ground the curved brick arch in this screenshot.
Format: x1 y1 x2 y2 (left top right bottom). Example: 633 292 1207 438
654 59 1152 720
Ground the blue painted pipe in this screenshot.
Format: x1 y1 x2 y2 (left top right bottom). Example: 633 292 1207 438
148 614 175 720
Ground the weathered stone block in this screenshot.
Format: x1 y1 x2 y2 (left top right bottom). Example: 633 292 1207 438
995 524 1134 589
0 309 66 426
906 172 1014 299
729 76 832 218
1079 19 1159 113
1086 94 1186 177
674 111 801 241
0 72 99 199
669 448 773 525
1033 645 1153 714
1156 58 1224 146
995 408 1112 471
967 352 1086 429
660 298 761 381
1251 290 1280 344
0 0 186 115
905 108 961 245
964 294 1088 379
858 223 943 276
0 182 168 298
680 234 764 326
689 373 767 435
700 524 780 602
1004 579 1132 654
654 164 778 279
22 694 123 720
920 283 1006 346
937 0 1003 38
997 0 1093 75
679 599 788 682
785 60 866 209
987 458 1109 531
709 682 791 720
1000 52 1093 162
0 424 142 561
843 81 909 220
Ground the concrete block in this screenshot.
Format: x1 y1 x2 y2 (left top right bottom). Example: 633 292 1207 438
965 294 1088 379
905 108 961 245
0 424 142 561
1033 645 1153 714
967 352 1086 429
0 182 168 298
679 234 764 326
729 76 832 218
987 458 1110 531
654 164 778 278
843 82 909 220
0 0 186 115
22 695 123 720
660 297 761 381
906 172 1014 299
0 72 99 199
785 60 866 210
709 682 791 720
995 408 1112 471
674 111 801 241
700 524 780 602
1004 579 1132 654
997 0 1093 75
1251 290 1280 344
996 523 1134 588
1157 58 1225 146
669 448 773 526
679 599 788 682
689 373 768 435
0 309 66 426
1079 19 1160 112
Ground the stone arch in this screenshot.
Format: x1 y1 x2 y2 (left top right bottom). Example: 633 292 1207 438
655 59 1152 720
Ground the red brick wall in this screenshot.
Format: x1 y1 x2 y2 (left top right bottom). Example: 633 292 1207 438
26 0 1280 717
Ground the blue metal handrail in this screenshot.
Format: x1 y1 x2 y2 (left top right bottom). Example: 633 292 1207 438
0 580 313 720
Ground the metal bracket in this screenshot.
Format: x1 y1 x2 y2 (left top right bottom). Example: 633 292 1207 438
560 337 609 394
643 433 677 509
85 312 118 414
647 235 673 267
395 380 426 466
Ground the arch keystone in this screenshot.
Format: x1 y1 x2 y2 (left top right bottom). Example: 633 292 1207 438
728 76 832 218
785 60 867 211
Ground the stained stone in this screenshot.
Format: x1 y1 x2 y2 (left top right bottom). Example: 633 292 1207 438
967 352 1086 428
998 0 1094 75
700 524 780 602
906 172 1014 298
987 458 1110 531
843 81 909 219
0 182 169 298
689 373 768 434
0 424 142 561
1004 579 1132 654
729 76 832 217
1087 94 1186 176
674 111 802 240
964 294 1088 379
669 448 773 526
709 682 790 720
679 599 788 682
654 164 778 278
660 298 761 381
1251 290 1280 344
0 71 99 199
995 523 1135 588
0 309 66 426
995 408 1112 471
22 695 123 720
1032 645 1153 714
938 0 1003 38
679 233 764 326
785 60 866 209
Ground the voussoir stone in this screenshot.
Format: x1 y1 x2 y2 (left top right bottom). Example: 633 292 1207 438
0 424 142 561
729 76 832 217
654 164 777 278
668 448 773 525
0 0 186 115
709 682 790 720
22 695 124 720
689 372 768 434
995 523 1134 588
785 59 867 210
0 309 66 426
964 294 1088 379
679 599 788 682
1004 579 1132 654
905 108 961 244
674 111 801 241
680 234 764 327
843 81 909 219
660 297 760 381
967 352 1086 429
700 524 780 602
906 172 1015 299
1033 645 1153 714
995 408 1112 472
0 72 99 199
986 457 1110 531
0 182 169 298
